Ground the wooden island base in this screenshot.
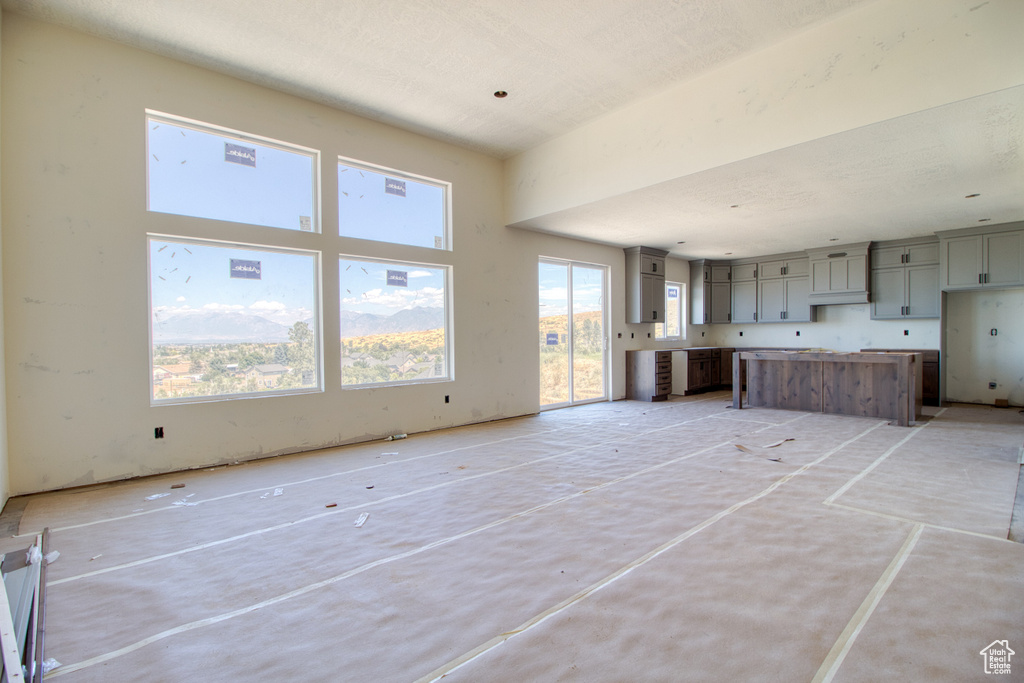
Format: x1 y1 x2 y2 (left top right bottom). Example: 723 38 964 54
732 351 922 426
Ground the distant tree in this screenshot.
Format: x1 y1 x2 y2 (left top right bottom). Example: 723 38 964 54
274 344 290 365
288 322 315 372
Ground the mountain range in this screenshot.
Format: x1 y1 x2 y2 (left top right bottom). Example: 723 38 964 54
153 306 444 344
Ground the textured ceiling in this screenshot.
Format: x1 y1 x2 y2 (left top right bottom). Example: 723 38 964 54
0 0 871 159
2 0 1021 256
513 87 1024 259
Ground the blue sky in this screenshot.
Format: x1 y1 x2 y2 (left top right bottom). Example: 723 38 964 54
340 258 446 317
148 117 315 231
150 238 317 327
338 162 446 248
539 262 604 318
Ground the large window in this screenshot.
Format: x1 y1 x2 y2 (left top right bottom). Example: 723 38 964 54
147 111 319 232
655 282 685 340
338 158 449 249
149 237 321 402
339 257 450 386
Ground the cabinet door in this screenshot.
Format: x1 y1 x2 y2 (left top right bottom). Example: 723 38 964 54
731 281 757 323
785 258 809 278
641 253 665 275
905 265 939 318
985 231 1023 286
710 265 731 283
732 263 757 281
640 273 664 322
783 277 811 322
758 279 785 322
759 259 786 280
906 242 939 265
710 282 732 323
870 268 906 319
942 235 983 289
872 246 905 270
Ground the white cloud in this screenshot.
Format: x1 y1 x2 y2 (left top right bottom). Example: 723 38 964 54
176 296 187 302
202 302 245 312
250 300 287 311
408 270 434 278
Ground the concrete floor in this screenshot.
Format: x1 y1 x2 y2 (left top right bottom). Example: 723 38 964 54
2 394 1022 681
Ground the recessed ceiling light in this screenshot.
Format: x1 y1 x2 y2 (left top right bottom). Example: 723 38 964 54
677 241 686 244
493 90 508 98
978 218 991 222
730 205 739 208
724 252 733 256
828 238 839 242
965 193 980 198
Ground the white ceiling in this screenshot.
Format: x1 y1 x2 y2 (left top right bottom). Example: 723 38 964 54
3 0 1022 258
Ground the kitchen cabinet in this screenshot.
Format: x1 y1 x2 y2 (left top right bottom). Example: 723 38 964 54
625 246 667 323
938 225 1024 290
807 242 870 304
625 350 671 401
758 275 812 322
758 256 808 280
731 280 757 323
870 238 939 319
689 259 731 324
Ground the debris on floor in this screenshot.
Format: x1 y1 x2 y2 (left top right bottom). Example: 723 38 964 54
325 503 337 508
145 492 171 501
386 433 407 441
171 483 186 489
172 494 197 507
734 444 783 462
273 488 284 496
764 438 795 448
354 512 369 528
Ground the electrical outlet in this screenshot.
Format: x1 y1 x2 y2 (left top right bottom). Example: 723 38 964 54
989 382 997 389
155 427 164 439
445 395 450 403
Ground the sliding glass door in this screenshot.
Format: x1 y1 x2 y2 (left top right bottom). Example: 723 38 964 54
539 259 608 408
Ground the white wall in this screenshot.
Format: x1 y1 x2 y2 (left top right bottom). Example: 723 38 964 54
0 9 8 509
0 15 630 495
944 289 1024 406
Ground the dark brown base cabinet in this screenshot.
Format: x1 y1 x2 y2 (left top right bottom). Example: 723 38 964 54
626 350 672 401
861 349 939 406
672 347 735 395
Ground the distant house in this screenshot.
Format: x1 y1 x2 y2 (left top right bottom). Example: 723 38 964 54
247 364 290 388
154 363 196 393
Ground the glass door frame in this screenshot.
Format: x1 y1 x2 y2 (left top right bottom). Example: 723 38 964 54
539 257 611 411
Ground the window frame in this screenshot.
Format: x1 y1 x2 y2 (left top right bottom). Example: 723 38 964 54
337 155 453 251
655 281 686 340
146 109 322 233
338 254 453 389
148 234 324 406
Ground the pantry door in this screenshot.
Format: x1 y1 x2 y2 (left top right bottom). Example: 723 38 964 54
539 259 609 408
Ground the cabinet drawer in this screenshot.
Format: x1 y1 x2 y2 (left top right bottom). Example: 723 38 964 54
654 382 671 396
688 349 713 360
654 351 672 363
655 372 672 385
655 362 671 374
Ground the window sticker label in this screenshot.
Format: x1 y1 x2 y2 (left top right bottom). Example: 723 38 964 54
230 259 262 279
668 286 679 297
384 178 406 197
299 216 312 231
224 142 257 167
434 236 443 249
387 270 408 287
547 333 559 345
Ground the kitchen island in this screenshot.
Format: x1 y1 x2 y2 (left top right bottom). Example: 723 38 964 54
732 351 922 426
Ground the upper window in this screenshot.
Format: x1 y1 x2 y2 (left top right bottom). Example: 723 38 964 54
147 111 319 232
656 282 685 340
340 256 450 386
149 236 321 403
338 157 449 249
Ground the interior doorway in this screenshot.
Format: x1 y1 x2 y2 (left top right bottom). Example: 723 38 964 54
539 259 609 409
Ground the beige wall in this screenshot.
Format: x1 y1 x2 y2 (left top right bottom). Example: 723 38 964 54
0 9 8 508
0 14 637 494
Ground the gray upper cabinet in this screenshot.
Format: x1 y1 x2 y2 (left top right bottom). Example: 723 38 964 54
870 238 939 319
807 242 870 304
758 257 807 280
938 224 1024 290
758 274 811 322
731 280 757 323
625 246 667 323
689 259 731 324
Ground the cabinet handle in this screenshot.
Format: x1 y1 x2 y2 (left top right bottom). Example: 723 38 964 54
979 273 983 284
653 311 658 320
